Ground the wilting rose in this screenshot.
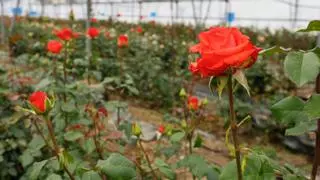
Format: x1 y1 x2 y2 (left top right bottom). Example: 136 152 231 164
87 27 100 38
47 40 63 54
189 27 261 77
188 96 199 110
117 34 128 47
29 91 48 113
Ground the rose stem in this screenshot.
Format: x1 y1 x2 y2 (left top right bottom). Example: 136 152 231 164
227 71 243 180
33 117 52 151
311 73 320 180
138 140 158 180
88 38 92 85
63 42 68 126
45 115 75 180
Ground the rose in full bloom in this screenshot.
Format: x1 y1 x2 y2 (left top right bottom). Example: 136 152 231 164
188 96 199 110
117 35 128 47
189 27 261 77
158 125 165 133
29 91 48 113
54 28 73 41
47 40 63 54
87 27 100 38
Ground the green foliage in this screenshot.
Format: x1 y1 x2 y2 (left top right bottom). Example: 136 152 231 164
176 154 219 179
96 153 136 180
154 158 176 179
284 51 320 87
28 160 48 180
271 96 316 135
298 20 320 32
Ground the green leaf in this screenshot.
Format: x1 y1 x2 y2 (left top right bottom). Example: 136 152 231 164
20 150 34 167
304 94 320 119
82 170 102 180
64 131 84 141
284 52 320 87
154 158 176 179
177 155 215 179
34 78 51 90
96 153 136 180
194 135 203 148
83 138 95 154
219 160 237 180
46 173 62 180
29 160 48 180
170 132 185 143
28 135 46 150
271 96 308 124
217 77 228 98
234 70 250 96
61 100 77 113
298 20 320 32
285 120 316 136
259 46 291 56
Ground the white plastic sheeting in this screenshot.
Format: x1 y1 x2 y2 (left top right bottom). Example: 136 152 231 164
2 0 320 29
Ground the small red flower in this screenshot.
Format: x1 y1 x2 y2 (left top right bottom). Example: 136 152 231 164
91 18 97 23
29 91 48 113
105 31 112 39
72 32 80 38
87 27 100 38
98 107 108 117
139 15 144 20
149 20 156 26
136 26 143 33
47 40 63 54
54 28 73 41
158 125 165 133
69 124 84 130
117 34 128 47
117 13 121 17
188 96 199 110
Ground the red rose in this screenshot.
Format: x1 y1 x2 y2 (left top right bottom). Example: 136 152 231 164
188 96 199 110
29 91 48 113
136 26 143 33
47 40 63 54
87 27 100 38
189 27 261 77
105 31 111 39
90 18 97 23
117 35 128 47
73 32 80 38
158 125 165 133
98 107 108 117
54 28 73 41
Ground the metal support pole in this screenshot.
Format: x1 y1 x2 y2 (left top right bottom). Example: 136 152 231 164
175 0 179 21
86 0 92 63
138 1 142 22
293 0 299 28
